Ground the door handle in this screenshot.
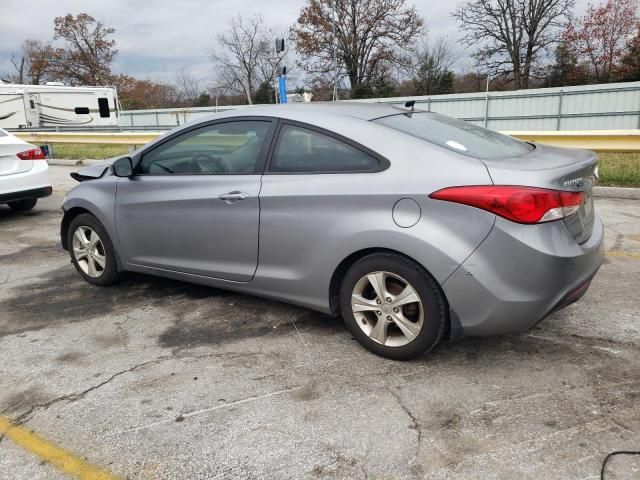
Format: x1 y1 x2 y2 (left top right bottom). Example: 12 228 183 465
218 191 249 204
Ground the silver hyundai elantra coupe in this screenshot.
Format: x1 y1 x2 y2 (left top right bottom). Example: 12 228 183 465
61 103 603 360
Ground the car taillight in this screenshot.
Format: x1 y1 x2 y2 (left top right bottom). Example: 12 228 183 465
17 148 47 160
429 185 584 224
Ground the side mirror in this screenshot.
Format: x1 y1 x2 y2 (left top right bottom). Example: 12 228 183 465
112 157 134 177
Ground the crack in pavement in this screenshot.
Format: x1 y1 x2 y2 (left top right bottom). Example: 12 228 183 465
118 385 304 434
527 332 640 349
389 388 422 468
6 357 169 427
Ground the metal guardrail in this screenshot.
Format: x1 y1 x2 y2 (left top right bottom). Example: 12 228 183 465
503 130 640 152
6 125 173 133
13 129 640 152
15 131 164 147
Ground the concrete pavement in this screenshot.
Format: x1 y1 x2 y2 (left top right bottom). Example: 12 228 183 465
0 165 638 479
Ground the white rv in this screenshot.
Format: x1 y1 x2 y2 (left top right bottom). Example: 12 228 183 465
0 82 120 129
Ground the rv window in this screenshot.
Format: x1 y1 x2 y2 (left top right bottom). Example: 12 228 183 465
75 107 90 114
29 100 35 109
98 98 110 118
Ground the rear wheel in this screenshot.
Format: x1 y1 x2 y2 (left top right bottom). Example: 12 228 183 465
340 253 447 360
7 198 37 211
67 214 122 286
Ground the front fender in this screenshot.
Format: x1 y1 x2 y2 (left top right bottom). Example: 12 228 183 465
61 177 123 268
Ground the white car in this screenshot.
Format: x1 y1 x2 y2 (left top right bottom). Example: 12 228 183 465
0 128 52 211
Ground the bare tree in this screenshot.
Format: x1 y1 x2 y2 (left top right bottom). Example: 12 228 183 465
1 40 53 84
210 15 283 104
292 0 423 93
175 69 202 105
412 34 457 95
451 70 481 92
453 0 574 89
2 52 25 84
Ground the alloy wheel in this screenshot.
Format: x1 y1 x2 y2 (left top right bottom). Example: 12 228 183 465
350 271 424 347
72 226 106 278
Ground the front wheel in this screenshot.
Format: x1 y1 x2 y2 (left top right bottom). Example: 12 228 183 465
340 253 447 360
67 213 122 286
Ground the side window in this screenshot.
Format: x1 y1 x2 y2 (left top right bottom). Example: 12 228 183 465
139 121 271 175
97 98 110 118
269 125 379 173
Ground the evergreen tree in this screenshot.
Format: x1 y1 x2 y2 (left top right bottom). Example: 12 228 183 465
253 80 276 104
413 57 455 95
546 41 582 87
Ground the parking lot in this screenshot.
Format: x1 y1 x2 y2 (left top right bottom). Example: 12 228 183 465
0 164 639 479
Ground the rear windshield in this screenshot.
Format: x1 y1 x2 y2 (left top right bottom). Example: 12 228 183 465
373 112 534 159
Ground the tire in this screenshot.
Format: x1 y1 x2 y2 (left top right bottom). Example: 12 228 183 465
67 213 122 286
8 198 37 211
340 252 447 360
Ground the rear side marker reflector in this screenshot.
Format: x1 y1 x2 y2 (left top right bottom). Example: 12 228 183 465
429 185 584 224
17 148 47 160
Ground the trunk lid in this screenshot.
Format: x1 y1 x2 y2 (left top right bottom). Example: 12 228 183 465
481 143 597 244
0 130 34 176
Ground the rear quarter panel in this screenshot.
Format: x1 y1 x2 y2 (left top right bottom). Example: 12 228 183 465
251 118 496 313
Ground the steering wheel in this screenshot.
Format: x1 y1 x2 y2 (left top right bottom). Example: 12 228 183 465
190 153 232 174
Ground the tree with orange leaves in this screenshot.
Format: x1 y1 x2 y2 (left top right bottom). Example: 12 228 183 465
562 0 640 82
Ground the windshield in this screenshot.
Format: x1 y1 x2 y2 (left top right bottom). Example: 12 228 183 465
0 129 7 137
373 112 534 160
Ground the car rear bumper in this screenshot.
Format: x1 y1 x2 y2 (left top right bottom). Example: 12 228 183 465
442 214 604 337
0 161 51 203
0 186 52 204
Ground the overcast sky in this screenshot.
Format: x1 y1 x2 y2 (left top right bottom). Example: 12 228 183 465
0 0 591 87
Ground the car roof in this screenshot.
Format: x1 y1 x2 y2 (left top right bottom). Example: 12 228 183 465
162 101 424 145
229 101 411 121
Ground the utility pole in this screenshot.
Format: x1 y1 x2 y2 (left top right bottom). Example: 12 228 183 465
278 66 288 104
275 38 287 104
331 0 338 101
484 72 491 127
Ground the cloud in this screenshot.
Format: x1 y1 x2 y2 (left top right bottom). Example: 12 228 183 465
1 0 591 83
